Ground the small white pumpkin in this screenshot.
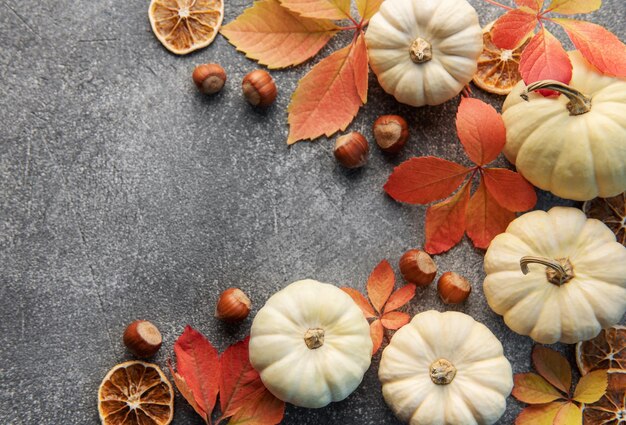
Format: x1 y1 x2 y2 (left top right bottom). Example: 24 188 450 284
379 310 513 425
249 279 372 408
484 207 626 344
365 0 482 107
502 51 626 201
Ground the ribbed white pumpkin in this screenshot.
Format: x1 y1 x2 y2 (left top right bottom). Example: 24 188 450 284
365 0 482 106
379 310 513 425
484 207 626 344
249 279 372 408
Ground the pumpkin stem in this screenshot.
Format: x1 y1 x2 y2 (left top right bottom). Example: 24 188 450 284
520 256 575 286
521 80 592 116
304 328 325 349
409 37 432 64
429 359 456 385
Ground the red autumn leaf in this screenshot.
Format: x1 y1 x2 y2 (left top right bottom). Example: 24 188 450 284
384 157 470 204
370 319 384 355
466 178 516 249
279 0 350 20
356 0 384 21
554 19 626 77
168 361 209 422
219 337 285 425
367 260 395 314
287 36 368 144
220 0 340 70
483 168 537 212
381 311 410 330
172 326 220 423
553 402 582 425
520 27 572 89
425 181 471 254
456 97 506 166
546 0 601 14
532 345 572 394
341 287 376 318
352 32 368 103
383 284 416 313
492 9 538 50
513 372 566 404
515 402 565 425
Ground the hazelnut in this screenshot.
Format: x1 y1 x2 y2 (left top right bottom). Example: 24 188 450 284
399 249 437 286
215 288 251 322
333 132 369 168
437 272 471 304
123 320 162 358
242 70 277 107
373 115 409 153
192 63 226 95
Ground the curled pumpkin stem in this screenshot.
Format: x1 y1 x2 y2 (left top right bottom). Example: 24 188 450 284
521 80 592 116
520 255 575 286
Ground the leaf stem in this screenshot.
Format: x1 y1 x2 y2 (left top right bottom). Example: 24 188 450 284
482 0 513 11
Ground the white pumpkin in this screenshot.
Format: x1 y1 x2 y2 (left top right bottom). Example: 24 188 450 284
249 279 372 408
502 51 626 201
365 0 482 107
484 207 626 344
379 310 513 425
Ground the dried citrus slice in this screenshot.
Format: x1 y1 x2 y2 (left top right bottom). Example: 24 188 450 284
583 192 626 246
472 22 531 95
576 326 625 375
149 0 224 55
582 369 626 425
98 361 174 425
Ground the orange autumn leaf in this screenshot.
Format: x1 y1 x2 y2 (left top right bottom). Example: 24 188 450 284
515 402 565 425
279 0 350 20
220 0 340 69
425 182 472 254
482 168 537 212
384 284 416 313
367 259 395 314
370 319 384 355
513 373 566 404
341 287 377 318
168 362 209 422
532 345 572 394
546 0 601 14
492 9 538 50
356 0 384 22
519 27 572 88
380 311 410 330
352 32 369 103
515 0 543 11
456 97 506 166
553 402 582 425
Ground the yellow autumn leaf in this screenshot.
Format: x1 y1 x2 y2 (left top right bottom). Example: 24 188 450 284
573 369 608 403
279 0 351 20
553 402 582 425
546 0 601 14
515 402 565 425
356 0 384 22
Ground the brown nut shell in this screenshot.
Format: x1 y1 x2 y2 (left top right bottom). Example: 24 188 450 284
242 70 277 107
215 288 251 322
123 320 162 358
373 115 409 153
437 272 471 304
334 132 369 169
193 63 226 95
399 249 437 286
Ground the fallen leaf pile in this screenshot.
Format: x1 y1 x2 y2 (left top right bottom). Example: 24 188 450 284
384 97 537 254
342 260 416 354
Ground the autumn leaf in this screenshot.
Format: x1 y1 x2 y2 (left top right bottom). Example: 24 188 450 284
572 369 608 403
168 362 209 421
356 0 384 21
341 287 376 317
515 0 543 11
352 32 369 103
279 0 350 20
520 27 572 89
546 0 601 14
513 373 566 404
383 284 416 313
492 9 538 50
367 259 395 313
425 182 471 254
553 402 582 425
370 319 384 355
482 168 537 212
220 0 339 70
456 97 506 166
532 345 572 394
380 311 410 330
515 402 565 425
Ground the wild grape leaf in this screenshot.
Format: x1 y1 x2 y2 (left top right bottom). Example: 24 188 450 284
515 0 543 11
279 0 350 20
383 284 416 313
573 369 608 403
466 178 516 250
492 9 538 50
381 311 410 330
513 373 566 404
352 32 368 103
220 0 340 69
367 260 395 314
515 402 565 425
520 27 572 89
341 287 376 318
425 182 471 254
553 402 582 425
370 319 384 355
532 346 572 394
546 0 601 14
483 168 537 212
554 19 626 77
456 97 506 166
384 157 470 204
356 0 384 21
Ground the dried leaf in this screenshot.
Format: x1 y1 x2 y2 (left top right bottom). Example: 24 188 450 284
456 97 506 166
554 18 626 77
573 369 608 403
287 38 366 144
465 178 515 250
370 319 384 355
553 402 582 425
492 9 538 50
367 260 395 314
356 0 384 21
220 0 339 70
515 402 565 425
381 311 410 330
279 0 350 20
352 32 368 103
546 0 601 14
532 346 572 394
425 181 471 254
173 326 220 421
520 27 572 91
341 287 376 318
512 373 566 404
383 284 416 313
227 389 285 425
384 157 470 204
516 0 544 10
483 168 537 212
168 361 209 423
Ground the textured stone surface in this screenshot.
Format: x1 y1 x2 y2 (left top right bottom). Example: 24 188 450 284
0 0 624 423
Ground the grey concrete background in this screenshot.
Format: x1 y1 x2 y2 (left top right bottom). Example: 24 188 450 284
1 0 624 423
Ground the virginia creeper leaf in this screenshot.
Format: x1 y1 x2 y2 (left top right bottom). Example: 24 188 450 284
168 361 209 423
287 38 366 144
356 0 384 21
520 28 572 90
341 287 376 318
384 157 470 204
573 369 608 403
516 0 544 10
466 177 516 249
173 326 220 421
483 168 537 212
383 284 416 313
512 372 566 404
532 346 572 394
424 181 471 254
279 0 350 20
554 18 626 77
456 98 506 166
352 32 368 103
515 402 565 425
381 311 410 330
492 9 538 50
370 319 384 354
546 0 601 14
553 402 582 425
220 0 339 70
227 389 285 425
367 260 395 314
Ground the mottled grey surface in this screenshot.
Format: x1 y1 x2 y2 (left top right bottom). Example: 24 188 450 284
1 0 624 423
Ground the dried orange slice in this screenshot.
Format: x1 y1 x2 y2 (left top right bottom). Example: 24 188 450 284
98 361 174 425
582 369 626 425
576 326 625 375
583 192 626 246
149 0 224 55
472 22 531 95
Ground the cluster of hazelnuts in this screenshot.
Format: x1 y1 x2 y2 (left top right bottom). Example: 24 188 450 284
192 63 277 107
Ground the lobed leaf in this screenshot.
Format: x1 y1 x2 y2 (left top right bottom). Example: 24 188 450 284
515 402 565 425
573 369 608 403
492 9 538 50
383 284 416 313
367 260 395 314
370 319 384 355
220 0 340 70
483 168 537 212
515 0 544 11
384 157 470 205
532 346 572 394
512 372 565 404
341 287 376 318
356 0 384 21
456 98 506 166
424 181 471 254
279 0 350 20
546 0 601 14
553 402 582 425
381 311 410 330
520 28 572 93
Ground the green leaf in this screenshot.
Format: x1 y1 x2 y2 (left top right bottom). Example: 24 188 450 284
573 369 608 403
